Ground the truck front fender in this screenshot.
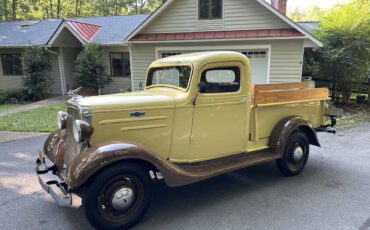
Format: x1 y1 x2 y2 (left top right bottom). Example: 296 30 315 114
66 142 194 189
269 117 320 156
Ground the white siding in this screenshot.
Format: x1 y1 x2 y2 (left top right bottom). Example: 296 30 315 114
0 48 62 94
269 40 304 82
131 44 156 91
223 0 290 30
101 46 132 94
131 39 304 91
62 47 81 92
143 0 197 33
141 0 291 34
47 48 63 95
0 48 24 91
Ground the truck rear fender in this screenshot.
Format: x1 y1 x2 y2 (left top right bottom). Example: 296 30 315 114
66 142 194 189
269 117 320 156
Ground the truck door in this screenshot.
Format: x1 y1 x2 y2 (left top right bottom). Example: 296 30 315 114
190 61 248 162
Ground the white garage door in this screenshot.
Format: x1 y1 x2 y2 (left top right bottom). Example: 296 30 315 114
158 49 269 84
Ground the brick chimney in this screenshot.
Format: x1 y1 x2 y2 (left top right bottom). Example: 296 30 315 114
271 0 287 15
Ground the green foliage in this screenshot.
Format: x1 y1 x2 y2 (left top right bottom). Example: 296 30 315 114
0 89 29 103
0 0 162 21
288 5 327 22
74 43 111 92
22 46 52 100
307 0 370 104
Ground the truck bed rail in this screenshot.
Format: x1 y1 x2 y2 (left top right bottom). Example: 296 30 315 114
253 83 329 105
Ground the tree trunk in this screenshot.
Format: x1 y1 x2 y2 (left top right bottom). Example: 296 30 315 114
367 78 370 104
11 0 16 20
49 0 54 18
3 0 9 20
56 0 61 18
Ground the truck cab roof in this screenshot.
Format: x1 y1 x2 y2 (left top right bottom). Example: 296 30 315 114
149 51 250 69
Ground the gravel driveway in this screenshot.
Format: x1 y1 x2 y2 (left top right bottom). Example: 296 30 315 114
0 124 370 230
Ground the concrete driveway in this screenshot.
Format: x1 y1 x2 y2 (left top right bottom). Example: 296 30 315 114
1 124 370 230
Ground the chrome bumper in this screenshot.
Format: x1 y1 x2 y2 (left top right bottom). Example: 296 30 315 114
35 151 72 207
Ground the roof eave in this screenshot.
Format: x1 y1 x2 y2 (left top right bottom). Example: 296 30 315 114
125 0 175 41
128 36 308 44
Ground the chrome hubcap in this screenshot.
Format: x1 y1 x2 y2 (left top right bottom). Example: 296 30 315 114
293 146 304 162
111 187 135 211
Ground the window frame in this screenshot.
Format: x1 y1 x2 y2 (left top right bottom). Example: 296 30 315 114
200 66 241 94
1 53 23 76
146 65 193 92
198 0 223 20
109 52 131 78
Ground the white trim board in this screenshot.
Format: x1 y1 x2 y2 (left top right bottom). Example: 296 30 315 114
155 45 271 84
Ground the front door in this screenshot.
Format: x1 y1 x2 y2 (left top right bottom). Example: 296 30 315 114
189 62 248 162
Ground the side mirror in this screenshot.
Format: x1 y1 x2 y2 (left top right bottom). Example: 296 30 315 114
198 82 207 93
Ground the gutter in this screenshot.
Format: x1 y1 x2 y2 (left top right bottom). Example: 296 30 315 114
45 47 66 95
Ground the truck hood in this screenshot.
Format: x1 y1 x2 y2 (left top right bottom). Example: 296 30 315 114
73 90 177 112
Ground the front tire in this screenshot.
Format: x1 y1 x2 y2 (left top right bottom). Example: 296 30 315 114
83 163 152 230
276 131 310 176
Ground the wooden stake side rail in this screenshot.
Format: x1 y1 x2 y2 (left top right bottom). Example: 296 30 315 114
254 82 309 92
253 83 329 105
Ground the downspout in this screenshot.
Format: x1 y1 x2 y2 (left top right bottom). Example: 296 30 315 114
128 43 135 92
45 47 66 95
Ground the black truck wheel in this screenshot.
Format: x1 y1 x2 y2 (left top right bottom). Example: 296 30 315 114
276 131 310 176
82 163 152 230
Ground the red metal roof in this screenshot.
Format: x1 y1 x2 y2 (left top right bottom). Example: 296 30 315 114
131 29 303 42
65 20 101 42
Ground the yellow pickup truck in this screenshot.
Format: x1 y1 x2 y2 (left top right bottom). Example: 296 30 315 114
36 51 335 229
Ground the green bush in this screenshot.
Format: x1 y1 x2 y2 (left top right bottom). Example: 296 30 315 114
74 43 111 94
0 89 29 104
22 45 52 100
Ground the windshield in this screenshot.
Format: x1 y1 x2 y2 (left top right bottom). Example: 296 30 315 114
146 66 192 89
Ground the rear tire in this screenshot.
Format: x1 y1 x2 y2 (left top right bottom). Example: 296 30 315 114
83 163 152 230
276 131 310 176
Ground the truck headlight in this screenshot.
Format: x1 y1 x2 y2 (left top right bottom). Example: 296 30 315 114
73 120 94 143
57 111 68 129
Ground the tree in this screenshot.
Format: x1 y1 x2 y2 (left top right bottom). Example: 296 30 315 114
288 5 327 22
74 43 111 94
0 0 163 21
22 45 52 100
309 0 370 103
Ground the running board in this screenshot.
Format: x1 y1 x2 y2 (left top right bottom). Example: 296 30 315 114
164 150 280 187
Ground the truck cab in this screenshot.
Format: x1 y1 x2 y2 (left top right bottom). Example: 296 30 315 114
36 51 332 230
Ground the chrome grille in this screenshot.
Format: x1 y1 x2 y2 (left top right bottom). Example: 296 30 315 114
65 106 80 165
67 106 80 121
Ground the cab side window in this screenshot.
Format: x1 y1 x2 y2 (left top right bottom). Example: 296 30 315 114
200 67 240 93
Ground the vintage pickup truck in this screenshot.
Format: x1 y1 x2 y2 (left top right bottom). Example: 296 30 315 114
36 51 335 229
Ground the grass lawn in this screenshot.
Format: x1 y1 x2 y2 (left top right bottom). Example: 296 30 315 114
0 102 67 132
0 104 18 112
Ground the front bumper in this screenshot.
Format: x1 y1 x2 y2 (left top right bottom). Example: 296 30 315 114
35 151 72 207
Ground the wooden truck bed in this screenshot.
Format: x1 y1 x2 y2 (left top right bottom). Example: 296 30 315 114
253 82 329 105
249 82 329 144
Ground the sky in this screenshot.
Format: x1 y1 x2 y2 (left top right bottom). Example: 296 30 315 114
286 0 349 11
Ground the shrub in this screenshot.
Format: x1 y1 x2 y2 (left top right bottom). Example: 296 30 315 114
0 89 29 104
308 0 370 104
74 43 111 94
22 45 52 100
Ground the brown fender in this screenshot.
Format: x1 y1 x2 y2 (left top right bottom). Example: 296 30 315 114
269 116 320 156
65 142 205 189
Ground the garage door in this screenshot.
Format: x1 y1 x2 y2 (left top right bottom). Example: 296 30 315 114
158 49 269 84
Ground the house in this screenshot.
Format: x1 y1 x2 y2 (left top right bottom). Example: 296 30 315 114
0 0 322 95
